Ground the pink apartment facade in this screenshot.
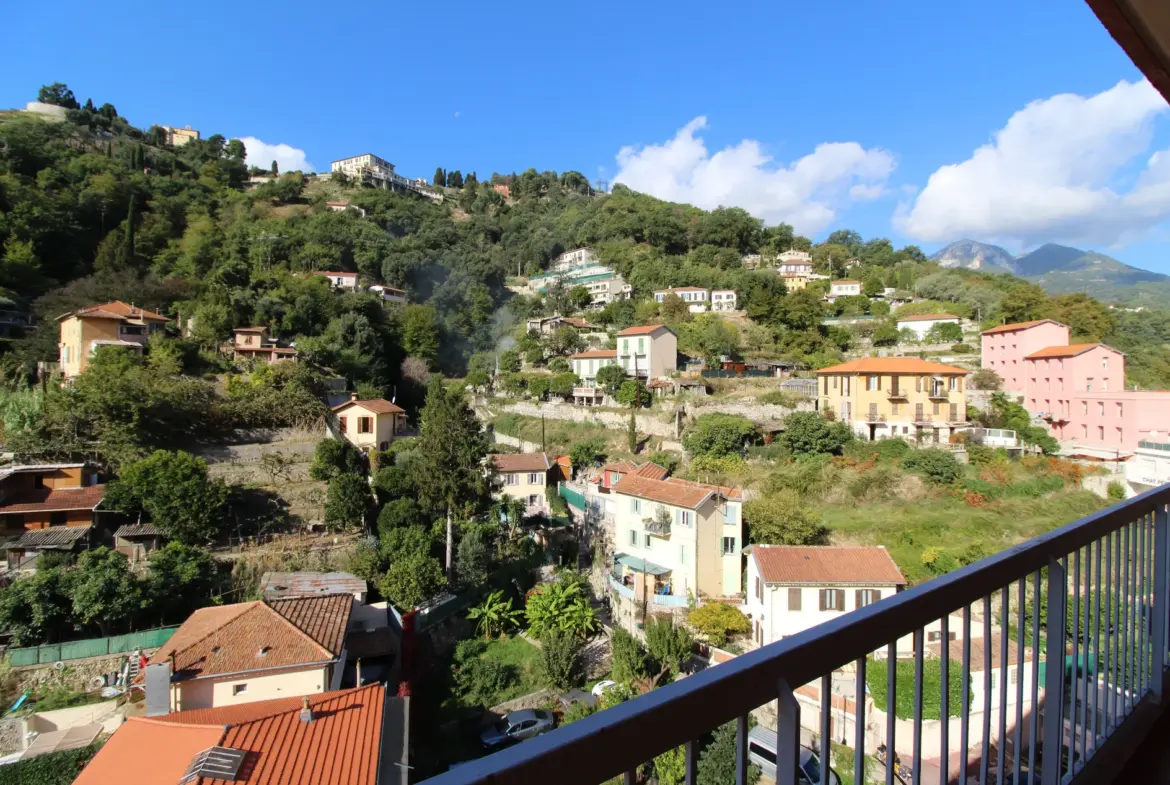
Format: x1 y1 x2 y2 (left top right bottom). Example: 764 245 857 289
980 320 1071 394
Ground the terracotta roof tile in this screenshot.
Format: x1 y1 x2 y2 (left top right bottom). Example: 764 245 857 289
61 300 168 322
613 474 717 509
816 357 968 375
981 319 1066 335
569 349 617 359
617 324 672 336
0 483 105 514
750 545 906 585
600 461 639 474
1024 343 1116 360
634 463 670 481
150 596 352 681
928 633 1032 668
492 453 551 473
895 313 961 322
84 686 387 785
665 476 744 500
560 317 596 329
331 398 406 414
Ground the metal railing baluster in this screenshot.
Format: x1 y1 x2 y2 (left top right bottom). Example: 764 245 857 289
685 740 697 785
1141 513 1151 694
1041 556 1067 785
855 657 867 785
980 596 991 785
735 714 748 785
1110 528 1119 728
913 629 923 785
1153 504 1168 699
939 616 949 785
777 679 799 785
961 606 971 785
1070 547 1080 771
997 590 1008 783
1125 521 1134 713
820 674 831 785
624 769 636 785
886 643 895 785
1092 534 1102 751
1014 578 1025 784
1029 570 1040 780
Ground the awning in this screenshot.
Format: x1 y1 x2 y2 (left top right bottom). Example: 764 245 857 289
614 553 671 576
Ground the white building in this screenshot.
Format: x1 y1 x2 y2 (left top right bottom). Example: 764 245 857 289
551 248 598 273
744 545 906 648
368 285 406 306
331 153 395 181
654 287 709 313
895 314 962 340
326 201 367 218
927 634 1035 711
313 271 360 290
829 280 862 298
616 324 677 379
1127 437 1170 489
777 262 814 276
528 270 631 308
778 250 812 264
609 472 745 614
711 290 737 312
742 254 763 270
570 349 619 385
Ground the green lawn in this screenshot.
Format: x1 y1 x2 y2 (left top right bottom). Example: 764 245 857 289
478 634 545 704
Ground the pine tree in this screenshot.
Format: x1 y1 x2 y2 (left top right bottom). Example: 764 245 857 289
120 195 136 266
271 160 279 176
448 170 464 188
433 167 446 187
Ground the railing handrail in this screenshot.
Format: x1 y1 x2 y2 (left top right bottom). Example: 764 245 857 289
423 483 1170 785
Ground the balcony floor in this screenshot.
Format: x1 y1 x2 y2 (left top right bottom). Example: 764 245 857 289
1115 702 1170 782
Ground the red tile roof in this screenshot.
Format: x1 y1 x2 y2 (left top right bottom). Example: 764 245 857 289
491 453 551 473
80 686 386 785
816 357 968 375
600 461 639 475
311 270 357 277
634 463 670 481
150 595 352 681
570 349 617 359
613 474 718 509
331 398 406 415
0 483 106 513
560 317 596 329
617 324 671 336
928 633 1032 668
895 313 961 322
750 545 906 585
665 476 744 501
981 319 1066 335
59 300 168 322
1024 343 1115 360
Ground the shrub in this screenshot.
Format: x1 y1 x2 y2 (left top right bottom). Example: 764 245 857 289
310 439 365 480
648 451 680 474
902 448 963 485
324 474 372 531
528 376 551 400
547 356 571 373
452 640 519 708
0 743 100 785
779 411 853 456
690 454 745 477
867 656 966 720
950 343 973 354
920 547 960 576
970 368 1003 391
569 438 607 475
1107 481 1127 500
377 497 422 534
687 602 750 647
1021 426 1060 455
966 444 995 467
539 629 584 690
874 437 911 460
744 491 828 545
757 390 802 407
610 627 648 683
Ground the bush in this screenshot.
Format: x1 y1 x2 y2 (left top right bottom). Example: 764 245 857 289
920 547 960 576
757 390 802 407
310 439 366 480
687 602 750 647
867 656 966 720
377 497 423 534
950 343 973 354
682 414 757 458
779 411 853 456
528 376 551 400
0 743 100 785
452 639 520 708
1107 481 1127 500
548 356 571 373
744 491 828 545
610 627 648 683
648 451 680 474
966 444 995 466
1021 426 1060 455
539 629 584 690
569 438 607 475
902 448 963 485
970 368 1003 391
324 474 372 531
875 437 911 460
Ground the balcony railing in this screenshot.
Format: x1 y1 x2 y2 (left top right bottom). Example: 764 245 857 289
424 485 1170 785
643 515 671 536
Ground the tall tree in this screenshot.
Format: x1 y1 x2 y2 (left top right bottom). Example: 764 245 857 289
104 450 229 544
37 82 80 109
120 194 136 267
433 167 446 187
448 169 464 188
411 377 490 580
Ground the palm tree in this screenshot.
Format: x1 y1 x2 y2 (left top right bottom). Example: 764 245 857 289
467 590 523 639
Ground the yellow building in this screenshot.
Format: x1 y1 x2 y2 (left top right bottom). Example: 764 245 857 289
330 396 407 453
816 357 969 443
491 453 552 516
161 125 200 147
57 301 168 378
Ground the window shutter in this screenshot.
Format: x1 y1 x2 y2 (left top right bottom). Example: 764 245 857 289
789 588 802 611
855 589 863 609
817 589 827 611
877 375 882 391
835 589 845 610
755 577 761 600
916 376 922 393
339 416 347 433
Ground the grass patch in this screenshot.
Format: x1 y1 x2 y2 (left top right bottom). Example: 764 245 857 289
0 743 101 785
480 635 545 703
492 412 644 457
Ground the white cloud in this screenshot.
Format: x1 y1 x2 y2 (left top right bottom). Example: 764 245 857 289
897 79 1170 248
613 117 895 235
240 137 314 173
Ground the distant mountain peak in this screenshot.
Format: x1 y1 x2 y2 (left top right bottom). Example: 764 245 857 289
930 240 1017 274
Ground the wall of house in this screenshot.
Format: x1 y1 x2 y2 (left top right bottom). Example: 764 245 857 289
334 406 396 451
613 495 699 599
58 316 85 378
174 665 330 711
496 471 548 509
15 509 94 531
571 356 617 383
649 331 678 378
819 372 966 441
981 322 1070 394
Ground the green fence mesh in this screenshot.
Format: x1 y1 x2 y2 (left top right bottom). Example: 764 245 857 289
5 626 178 667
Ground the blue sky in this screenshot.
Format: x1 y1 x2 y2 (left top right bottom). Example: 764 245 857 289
5 0 1168 271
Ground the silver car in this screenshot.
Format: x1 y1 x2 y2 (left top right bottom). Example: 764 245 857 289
480 709 555 748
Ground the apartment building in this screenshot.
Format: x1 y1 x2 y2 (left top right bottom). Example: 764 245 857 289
551 247 598 272
829 280 862 299
1023 343 1170 456
816 357 969 442
331 153 396 181
711 290 737 311
980 319 1071 394
491 453 552 515
895 313 962 340
616 325 677 379
777 250 812 265
608 473 745 615
160 125 200 147
654 287 710 313
57 300 168 378
744 545 906 648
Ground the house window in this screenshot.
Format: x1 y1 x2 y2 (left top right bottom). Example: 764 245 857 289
867 375 879 391
1098 402 1105 416
676 510 693 527
358 416 373 434
1098 426 1105 440
232 684 248 696
1083 424 1088 438
644 534 652 548
629 530 638 546
721 537 736 555
527 494 540 506
504 474 519 486
818 589 845 611
1117 402 1124 418
755 577 762 601
1082 401 1088 416
933 403 941 416
788 588 802 611
723 505 737 524
949 377 958 392
338 416 348 433
679 544 687 563
1087 378 1094 392
855 589 882 608
527 472 542 485
631 498 642 514
1102 378 1108 391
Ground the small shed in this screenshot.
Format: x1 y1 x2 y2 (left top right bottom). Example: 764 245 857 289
114 523 166 562
4 526 91 570
259 571 368 603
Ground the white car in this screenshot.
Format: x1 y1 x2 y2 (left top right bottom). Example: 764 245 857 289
591 680 618 698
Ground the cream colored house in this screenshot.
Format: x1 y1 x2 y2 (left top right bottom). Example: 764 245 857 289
654 287 709 313
608 471 744 617
57 301 168 378
160 125 200 146
331 396 406 452
816 357 969 443
744 545 906 648
616 324 677 380
147 594 352 713
491 453 552 515
829 280 862 298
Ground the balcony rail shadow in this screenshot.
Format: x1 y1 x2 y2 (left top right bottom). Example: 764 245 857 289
422 484 1170 785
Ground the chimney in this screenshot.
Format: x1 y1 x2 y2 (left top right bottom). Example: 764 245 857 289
350 392 358 402
299 696 314 723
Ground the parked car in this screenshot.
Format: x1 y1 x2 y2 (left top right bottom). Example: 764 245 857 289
558 689 598 711
480 709 555 748
747 726 841 785
591 680 618 698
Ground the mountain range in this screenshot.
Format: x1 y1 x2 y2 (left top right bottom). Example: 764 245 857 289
930 240 1170 306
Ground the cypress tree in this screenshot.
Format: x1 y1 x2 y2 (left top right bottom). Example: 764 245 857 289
271 160 279 176
121 195 136 265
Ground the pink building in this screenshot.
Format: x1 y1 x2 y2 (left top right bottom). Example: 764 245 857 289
980 320 1070 394
1023 343 1170 456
